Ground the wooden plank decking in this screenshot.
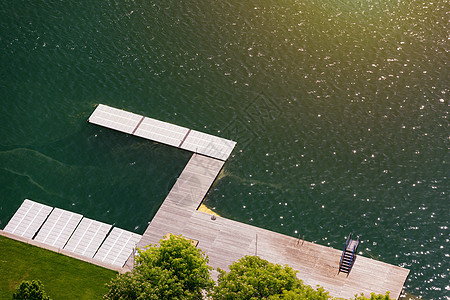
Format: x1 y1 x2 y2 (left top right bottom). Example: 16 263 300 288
142 206 409 299
135 156 409 299
136 154 225 249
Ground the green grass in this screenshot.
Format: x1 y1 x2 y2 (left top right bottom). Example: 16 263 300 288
0 235 118 299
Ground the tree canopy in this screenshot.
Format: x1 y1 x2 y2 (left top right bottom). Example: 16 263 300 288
104 234 214 300
351 293 391 300
105 241 392 300
12 280 51 300
210 255 331 300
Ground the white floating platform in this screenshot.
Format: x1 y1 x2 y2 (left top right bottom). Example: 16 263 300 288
180 129 236 161
94 227 142 267
89 104 236 161
134 117 189 148
64 218 112 258
88 104 143 134
34 208 83 248
3 199 53 239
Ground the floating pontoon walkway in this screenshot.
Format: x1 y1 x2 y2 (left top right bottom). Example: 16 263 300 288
3 199 52 239
94 227 141 267
64 218 112 258
34 208 83 249
1 199 141 270
89 104 236 161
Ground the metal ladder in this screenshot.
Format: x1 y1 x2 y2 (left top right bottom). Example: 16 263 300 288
338 233 360 275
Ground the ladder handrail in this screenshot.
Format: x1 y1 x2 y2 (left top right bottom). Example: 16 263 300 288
339 233 352 269
348 236 360 267
349 244 357 267
339 246 345 268
345 233 351 246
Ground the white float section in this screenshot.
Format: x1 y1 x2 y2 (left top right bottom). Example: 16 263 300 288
64 218 112 258
134 117 189 148
94 227 141 267
88 104 236 161
88 104 143 134
34 208 83 249
3 199 53 238
180 129 236 161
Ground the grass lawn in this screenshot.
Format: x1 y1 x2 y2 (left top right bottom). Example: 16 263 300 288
0 235 118 299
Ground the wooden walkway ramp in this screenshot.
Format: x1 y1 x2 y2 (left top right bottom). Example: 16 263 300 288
136 154 224 248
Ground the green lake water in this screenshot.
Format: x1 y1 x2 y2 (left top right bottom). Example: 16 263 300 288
1 1 448 298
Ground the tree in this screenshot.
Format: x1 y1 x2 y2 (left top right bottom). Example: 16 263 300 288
268 286 331 300
351 292 391 300
104 234 214 300
12 280 51 300
210 255 330 300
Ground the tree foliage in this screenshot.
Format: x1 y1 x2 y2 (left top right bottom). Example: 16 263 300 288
12 280 51 300
104 234 214 300
104 240 392 300
210 255 331 300
351 292 391 300
269 286 331 300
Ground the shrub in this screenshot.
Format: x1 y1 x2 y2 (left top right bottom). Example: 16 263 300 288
12 280 51 300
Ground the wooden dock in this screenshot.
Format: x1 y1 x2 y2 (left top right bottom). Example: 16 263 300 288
138 200 409 299
1 104 409 299
131 154 408 299
87 105 409 299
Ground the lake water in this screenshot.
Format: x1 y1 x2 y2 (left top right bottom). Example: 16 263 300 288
0 1 448 298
